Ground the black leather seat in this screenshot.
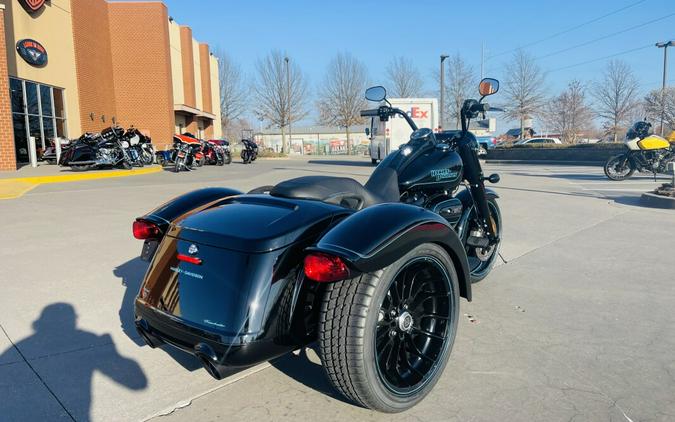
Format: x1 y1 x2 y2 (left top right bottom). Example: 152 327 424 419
270 167 400 210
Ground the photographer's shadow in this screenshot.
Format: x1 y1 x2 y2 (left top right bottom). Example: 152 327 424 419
0 303 147 421
113 257 202 371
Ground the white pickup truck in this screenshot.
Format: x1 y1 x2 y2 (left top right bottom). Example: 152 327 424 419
366 98 439 164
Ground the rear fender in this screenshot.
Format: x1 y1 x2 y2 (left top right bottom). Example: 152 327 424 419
309 203 471 301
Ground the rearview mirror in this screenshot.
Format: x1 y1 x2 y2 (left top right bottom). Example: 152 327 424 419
479 78 499 97
365 86 387 102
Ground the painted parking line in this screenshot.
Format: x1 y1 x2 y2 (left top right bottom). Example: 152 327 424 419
0 166 162 200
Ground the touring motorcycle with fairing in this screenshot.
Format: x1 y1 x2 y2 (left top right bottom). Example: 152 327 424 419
132 79 502 412
604 120 675 181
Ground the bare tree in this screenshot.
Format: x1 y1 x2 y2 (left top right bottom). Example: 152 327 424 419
502 50 547 139
543 80 593 143
592 59 640 142
317 52 368 154
386 56 424 98
213 50 247 140
436 54 476 129
644 87 675 134
253 51 309 153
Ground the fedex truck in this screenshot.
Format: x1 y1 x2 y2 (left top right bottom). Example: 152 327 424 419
366 98 439 164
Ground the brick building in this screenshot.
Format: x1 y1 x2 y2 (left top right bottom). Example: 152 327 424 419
0 0 222 171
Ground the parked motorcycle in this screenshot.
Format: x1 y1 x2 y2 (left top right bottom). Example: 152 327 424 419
168 134 201 172
41 137 72 164
125 128 155 166
207 139 232 164
201 140 226 165
131 78 501 413
59 126 133 171
240 138 258 164
604 120 675 180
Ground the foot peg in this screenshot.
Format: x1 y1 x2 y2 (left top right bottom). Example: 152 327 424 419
466 236 490 248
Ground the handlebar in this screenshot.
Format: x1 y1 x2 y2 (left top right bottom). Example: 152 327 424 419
360 109 379 117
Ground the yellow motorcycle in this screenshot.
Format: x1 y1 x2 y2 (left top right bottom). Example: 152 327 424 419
604 121 675 180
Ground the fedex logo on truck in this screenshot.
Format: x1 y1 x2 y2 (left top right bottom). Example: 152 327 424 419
393 106 430 120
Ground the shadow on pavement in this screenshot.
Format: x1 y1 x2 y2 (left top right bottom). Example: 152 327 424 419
270 345 350 405
307 159 374 168
0 303 147 421
113 257 202 372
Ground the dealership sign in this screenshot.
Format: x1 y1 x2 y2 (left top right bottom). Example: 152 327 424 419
19 0 47 12
16 39 48 67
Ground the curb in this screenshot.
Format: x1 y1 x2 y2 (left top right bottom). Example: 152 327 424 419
640 192 675 209
485 160 605 166
0 166 162 200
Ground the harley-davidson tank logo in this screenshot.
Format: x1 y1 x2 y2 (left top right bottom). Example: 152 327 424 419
430 169 459 181
16 39 48 67
20 0 47 12
188 244 199 255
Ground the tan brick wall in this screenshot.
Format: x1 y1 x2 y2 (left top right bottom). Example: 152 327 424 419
199 43 212 114
180 26 195 108
0 6 16 171
108 2 174 146
71 0 116 134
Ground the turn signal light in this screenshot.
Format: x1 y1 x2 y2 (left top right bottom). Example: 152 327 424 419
304 253 350 282
133 220 161 240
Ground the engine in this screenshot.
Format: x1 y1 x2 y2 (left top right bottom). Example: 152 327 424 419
98 147 118 165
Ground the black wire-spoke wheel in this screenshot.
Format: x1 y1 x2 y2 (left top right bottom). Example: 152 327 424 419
319 243 459 412
375 256 452 394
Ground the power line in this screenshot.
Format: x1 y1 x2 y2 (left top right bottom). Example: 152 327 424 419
537 12 675 60
488 0 649 59
547 43 653 73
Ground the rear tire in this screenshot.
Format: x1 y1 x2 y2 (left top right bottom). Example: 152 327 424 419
319 243 459 413
70 164 90 172
224 153 232 165
371 158 378 165
604 155 635 181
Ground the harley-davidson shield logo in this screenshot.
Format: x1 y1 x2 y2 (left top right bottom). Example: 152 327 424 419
16 39 48 67
21 0 47 12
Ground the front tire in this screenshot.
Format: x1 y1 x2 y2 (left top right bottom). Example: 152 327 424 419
319 243 459 413
468 197 502 283
604 154 635 181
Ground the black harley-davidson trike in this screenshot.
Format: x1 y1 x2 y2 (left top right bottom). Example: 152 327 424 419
132 78 502 412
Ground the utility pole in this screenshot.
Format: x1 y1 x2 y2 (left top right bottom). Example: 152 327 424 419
480 42 485 80
285 56 291 154
656 41 674 136
439 54 449 131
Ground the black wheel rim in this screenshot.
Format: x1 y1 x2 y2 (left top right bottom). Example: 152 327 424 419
467 201 501 276
374 256 454 395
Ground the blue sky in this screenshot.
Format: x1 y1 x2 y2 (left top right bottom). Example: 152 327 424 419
160 0 675 129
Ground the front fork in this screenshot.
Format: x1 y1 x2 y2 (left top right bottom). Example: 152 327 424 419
458 140 498 244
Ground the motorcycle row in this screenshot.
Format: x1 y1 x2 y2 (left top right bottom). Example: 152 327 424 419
56 126 259 172
604 121 675 181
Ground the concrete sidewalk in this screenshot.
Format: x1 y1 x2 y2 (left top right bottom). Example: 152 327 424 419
0 158 673 421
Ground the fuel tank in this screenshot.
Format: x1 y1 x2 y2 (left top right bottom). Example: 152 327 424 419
397 145 463 192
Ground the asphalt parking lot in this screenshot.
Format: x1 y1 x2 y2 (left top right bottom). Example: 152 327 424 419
1 157 674 422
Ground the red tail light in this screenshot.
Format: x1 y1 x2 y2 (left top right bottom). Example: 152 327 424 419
304 253 350 282
132 220 161 240
177 254 202 265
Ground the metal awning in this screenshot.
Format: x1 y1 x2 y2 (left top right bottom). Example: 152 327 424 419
174 104 216 120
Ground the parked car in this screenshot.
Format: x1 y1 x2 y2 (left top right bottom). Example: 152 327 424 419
476 136 497 156
515 137 562 145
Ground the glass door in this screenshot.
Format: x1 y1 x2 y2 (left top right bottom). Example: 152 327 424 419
9 78 67 164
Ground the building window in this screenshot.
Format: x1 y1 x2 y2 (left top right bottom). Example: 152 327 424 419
9 77 67 163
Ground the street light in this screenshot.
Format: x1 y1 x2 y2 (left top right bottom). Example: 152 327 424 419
439 54 449 131
656 40 674 136
285 56 291 154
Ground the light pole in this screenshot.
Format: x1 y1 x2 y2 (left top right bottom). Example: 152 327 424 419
656 40 674 136
285 56 291 154
439 54 449 131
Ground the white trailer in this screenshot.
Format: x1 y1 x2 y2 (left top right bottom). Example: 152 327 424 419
366 98 439 164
